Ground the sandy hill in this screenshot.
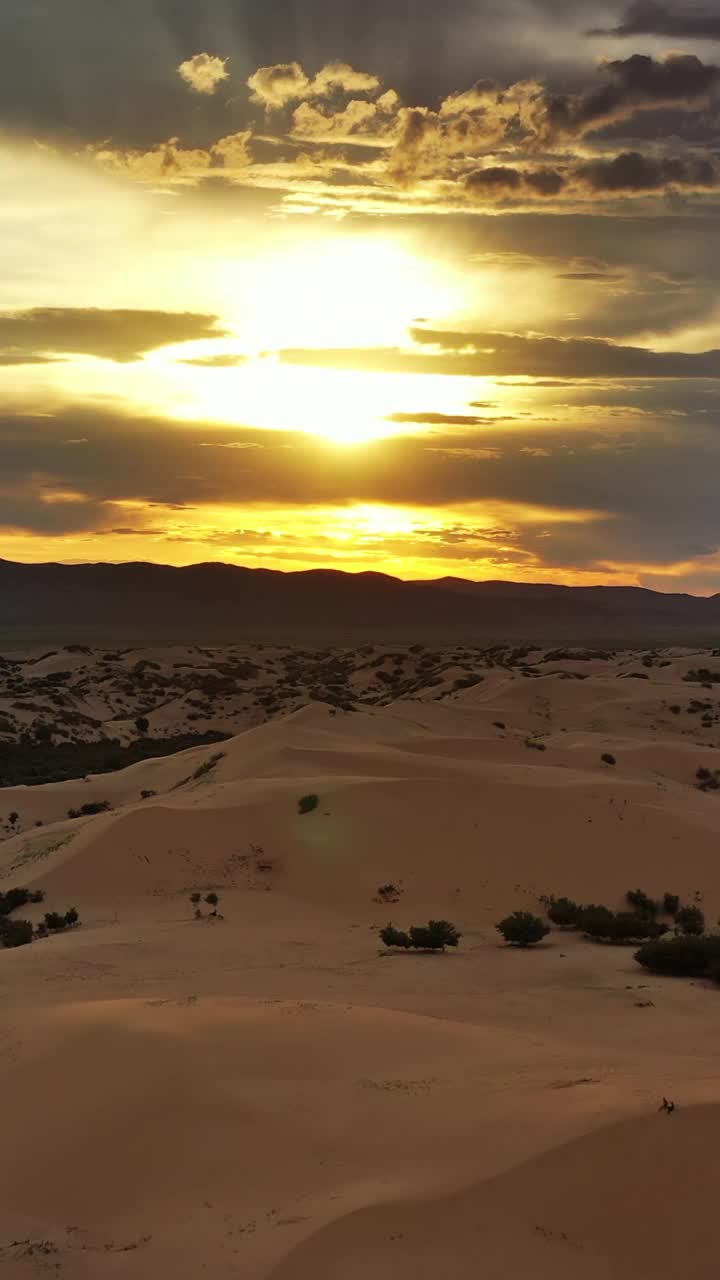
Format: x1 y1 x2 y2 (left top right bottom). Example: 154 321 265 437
1 647 720 1277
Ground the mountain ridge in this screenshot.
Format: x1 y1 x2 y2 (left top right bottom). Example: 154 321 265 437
2 558 720 646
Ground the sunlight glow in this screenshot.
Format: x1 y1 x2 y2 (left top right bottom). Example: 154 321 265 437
222 236 460 351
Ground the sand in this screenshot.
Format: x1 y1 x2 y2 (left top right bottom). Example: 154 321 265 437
1 645 719 1277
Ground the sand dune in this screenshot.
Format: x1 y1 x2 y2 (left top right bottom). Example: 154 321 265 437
272 1104 719 1279
1 645 720 1277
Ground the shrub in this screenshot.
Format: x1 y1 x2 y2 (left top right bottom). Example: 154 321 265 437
608 913 666 943
578 905 616 938
205 892 219 916
298 793 319 815
135 717 150 734
635 934 720 977
64 908 79 927
140 789 157 800
663 893 680 916
190 892 202 907
376 883 401 902
0 917 34 948
409 920 461 951
68 800 112 819
43 911 68 932
380 920 460 951
601 753 616 766
626 889 658 917
675 904 705 936
696 768 720 793
496 911 550 947
380 924 410 949
492 721 507 730
581 904 664 943
546 897 581 928
8 811 18 825
0 887 44 917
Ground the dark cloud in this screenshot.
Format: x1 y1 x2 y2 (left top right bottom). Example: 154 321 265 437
537 53 720 140
0 354 63 366
2 402 720 574
281 329 720 379
574 149 718 192
0 308 226 363
591 2 720 39
465 166 566 199
555 272 624 280
386 411 504 426
178 354 249 367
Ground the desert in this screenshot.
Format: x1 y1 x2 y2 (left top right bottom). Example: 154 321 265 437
2 635 720 1278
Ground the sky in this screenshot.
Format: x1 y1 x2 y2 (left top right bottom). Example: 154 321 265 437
3 0 720 590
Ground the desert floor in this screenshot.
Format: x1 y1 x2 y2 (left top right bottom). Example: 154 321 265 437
1 643 719 1278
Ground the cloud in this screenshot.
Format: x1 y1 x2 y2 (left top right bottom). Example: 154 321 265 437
281 328 720 379
534 53 720 141
5 404 720 585
465 165 566 199
0 308 226 363
248 62 311 110
177 52 229 95
574 149 718 191
247 60 379 111
591 2 720 39
385 411 503 426
178 354 249 368
93 131 252 181
0 354 62 366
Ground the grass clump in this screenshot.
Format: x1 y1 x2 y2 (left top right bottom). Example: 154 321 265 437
191 752 226 782
298 793 319 815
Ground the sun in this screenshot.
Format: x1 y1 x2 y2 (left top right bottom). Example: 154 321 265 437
224 234 458 351
139 234 465 444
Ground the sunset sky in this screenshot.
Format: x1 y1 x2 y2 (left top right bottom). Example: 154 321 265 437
3 0 720 589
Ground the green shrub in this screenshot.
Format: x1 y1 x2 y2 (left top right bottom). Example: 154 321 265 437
408 920 461 951
0 917 34 948
675 904 705 936
298 793 319 814
380 924 410 949
608 913 666 942
43 911 69 932
64 908 79 927
578 905 615 937
380 920 460 951
581 904 664 943
0 887 44 917
546 897 581 928
497 911 550 947
626 889 658 917
635 934 720 977
205 892 219 916
601 753 616 766
663 893 680 916
67 800 112 819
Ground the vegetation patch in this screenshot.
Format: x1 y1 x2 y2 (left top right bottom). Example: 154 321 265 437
380 920 461 952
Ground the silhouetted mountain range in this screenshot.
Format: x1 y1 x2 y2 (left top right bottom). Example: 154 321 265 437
2 559 720 647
